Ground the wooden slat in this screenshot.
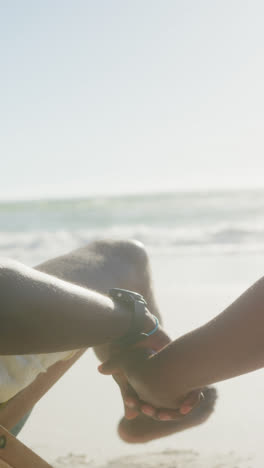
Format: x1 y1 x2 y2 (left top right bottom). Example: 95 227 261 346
0 348 87 430
0 349 87 466
0 425 52 467
0 460 13 468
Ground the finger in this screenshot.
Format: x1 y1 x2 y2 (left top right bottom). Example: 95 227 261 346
98 359 121 375
123 396 139 420
124 404 139 420
179 390 203 415
113 375 139 419
98 351 134 375
123 391 140 420
125 408 139 419
156 408 183 421
140 403 157 418
124 395 139 410
113 374 140 420
98 348 152 375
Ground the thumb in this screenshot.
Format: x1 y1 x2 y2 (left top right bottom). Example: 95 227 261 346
98 357 123 375
98 347 152 375
179 390 203 415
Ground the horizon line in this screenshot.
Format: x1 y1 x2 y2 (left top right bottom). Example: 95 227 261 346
1 186 264 204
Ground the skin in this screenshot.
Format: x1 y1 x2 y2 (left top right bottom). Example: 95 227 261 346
34 240 201 419
35 239 216 438
117 386 217 443
0 239 217 441
0 256 145 353
100 274 264 412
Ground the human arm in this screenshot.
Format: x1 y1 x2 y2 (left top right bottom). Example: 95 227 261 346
0 257 198 417
100 276 264 409
0 258 156 354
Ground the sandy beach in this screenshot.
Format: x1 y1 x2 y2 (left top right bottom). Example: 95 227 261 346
53 450 252 468
17 252 264 468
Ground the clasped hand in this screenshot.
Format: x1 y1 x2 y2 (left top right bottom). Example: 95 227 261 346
98 325 202 421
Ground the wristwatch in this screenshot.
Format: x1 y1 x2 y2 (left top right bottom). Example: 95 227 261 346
109 288 159 346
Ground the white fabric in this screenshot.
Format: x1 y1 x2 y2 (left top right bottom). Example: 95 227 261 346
0 350 77 403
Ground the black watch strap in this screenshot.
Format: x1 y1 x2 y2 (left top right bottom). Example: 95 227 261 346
109 288 148 346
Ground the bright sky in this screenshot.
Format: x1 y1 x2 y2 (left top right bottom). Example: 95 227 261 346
1 0 264 200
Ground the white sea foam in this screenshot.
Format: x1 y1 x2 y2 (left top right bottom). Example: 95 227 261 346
1 223 264 266
1 191 264 264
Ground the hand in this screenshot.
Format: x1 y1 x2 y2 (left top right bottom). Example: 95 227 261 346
98 322 172 420
99 343 202 420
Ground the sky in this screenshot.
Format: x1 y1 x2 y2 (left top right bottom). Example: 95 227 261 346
1 0 264 200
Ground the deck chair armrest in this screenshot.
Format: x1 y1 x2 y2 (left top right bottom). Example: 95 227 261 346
0 424 52 467
0 348 87 430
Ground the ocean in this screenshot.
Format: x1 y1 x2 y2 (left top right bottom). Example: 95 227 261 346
1 189 264 266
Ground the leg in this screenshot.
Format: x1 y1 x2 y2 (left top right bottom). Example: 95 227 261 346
36 239 217 442
36 240 161 362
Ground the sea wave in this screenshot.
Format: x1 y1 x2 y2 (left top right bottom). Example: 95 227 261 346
1 191 264 264
1 223 264 266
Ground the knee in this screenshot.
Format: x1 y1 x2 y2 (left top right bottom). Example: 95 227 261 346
115 239 149 267
109 240 150 293
88 239 151 296
91 239 149 269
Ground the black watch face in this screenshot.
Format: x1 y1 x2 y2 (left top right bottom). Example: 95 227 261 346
109 288 145 304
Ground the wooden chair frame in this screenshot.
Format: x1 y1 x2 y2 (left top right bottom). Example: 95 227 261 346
0 348 87 467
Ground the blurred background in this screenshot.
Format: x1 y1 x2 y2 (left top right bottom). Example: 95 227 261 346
1 1 264 467
0 0 264 265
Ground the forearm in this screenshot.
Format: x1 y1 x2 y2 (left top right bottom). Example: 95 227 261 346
143 276 264 405
0 258 132 354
